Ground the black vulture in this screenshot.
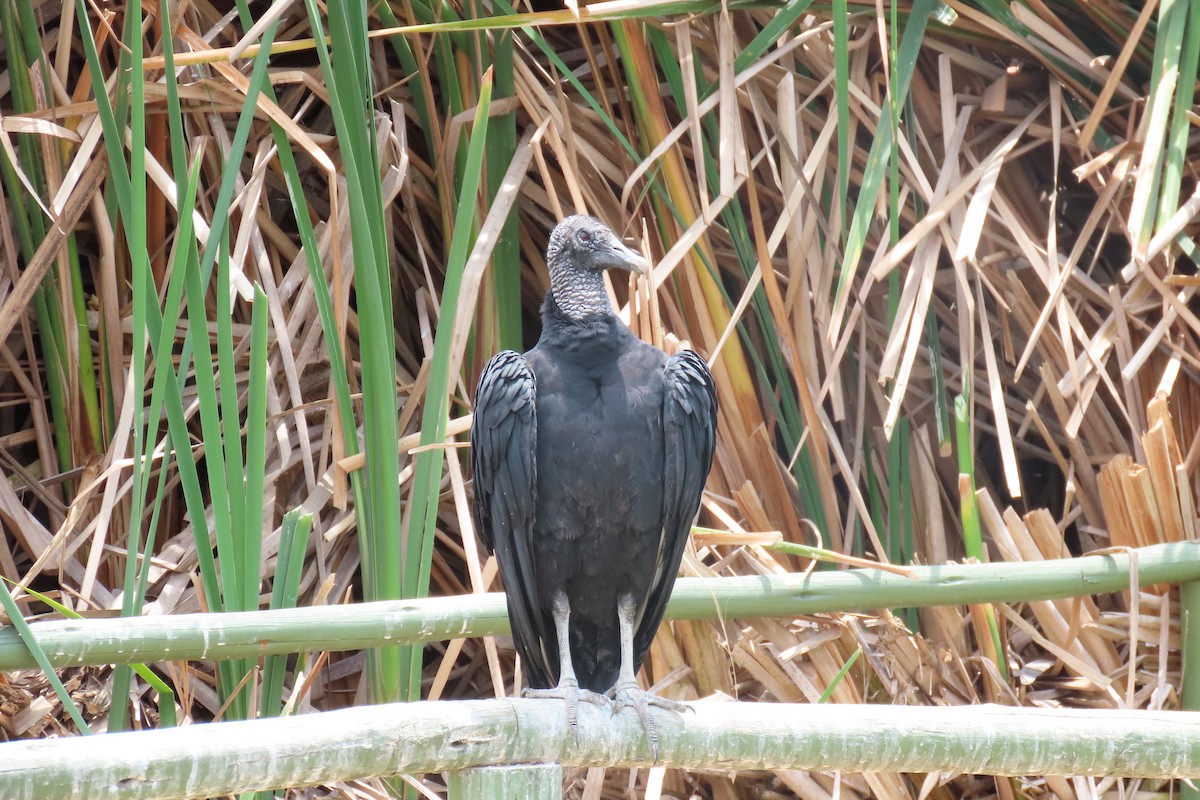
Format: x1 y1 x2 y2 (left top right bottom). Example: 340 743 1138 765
471 215 717 754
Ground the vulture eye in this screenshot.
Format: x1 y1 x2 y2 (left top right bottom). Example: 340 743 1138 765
577 229 592 244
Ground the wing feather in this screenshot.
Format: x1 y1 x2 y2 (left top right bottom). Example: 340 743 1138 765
470 351 554 688
634 349 718 663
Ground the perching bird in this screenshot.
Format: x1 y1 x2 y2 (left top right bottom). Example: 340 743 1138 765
471 215 717 753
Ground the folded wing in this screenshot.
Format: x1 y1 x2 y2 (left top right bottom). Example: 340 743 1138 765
634 349 718 665
470 350 555 687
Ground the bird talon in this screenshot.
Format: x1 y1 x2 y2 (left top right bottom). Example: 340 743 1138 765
609 683 684 761
610 684 688 714
524 681 609 741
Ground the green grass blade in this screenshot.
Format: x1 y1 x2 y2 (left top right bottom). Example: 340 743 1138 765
954 394 980 561
2 1 76 472
10 0 103 454
373 1 441 159
109 0 151 734
262 510 314 717
1156 1 1199 234
227 0 361 481
832 0 850 243
836 0 933 328
1130 0 1186 246
817 647 861 704
733 0 813 73
303 0 403 705
5 579 176 728
402 70 497 702
0 580 90 734
485 26 522 353
955 394 1007 682
72 0 133 212
182 231 252 720
183 252 237 611
926 309 951 454
145 155 222 608
217 246 248 601
640 16 831 539
243 284 270 614
145 2 222 608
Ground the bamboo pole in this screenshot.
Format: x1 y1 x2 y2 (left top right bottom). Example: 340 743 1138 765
0 700 1197 799
2 542 1199 670
447 764 563 800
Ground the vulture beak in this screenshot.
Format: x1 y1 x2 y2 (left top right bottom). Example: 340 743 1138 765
607 238 650 276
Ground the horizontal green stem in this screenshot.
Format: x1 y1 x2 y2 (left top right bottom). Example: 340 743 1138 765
2 700 1199 799
2 542 1197 670
447 764 562 800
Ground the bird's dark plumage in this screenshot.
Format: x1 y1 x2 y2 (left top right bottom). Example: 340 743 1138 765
471 216 717 746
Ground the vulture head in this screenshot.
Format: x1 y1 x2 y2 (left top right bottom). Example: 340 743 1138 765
546 215 649 276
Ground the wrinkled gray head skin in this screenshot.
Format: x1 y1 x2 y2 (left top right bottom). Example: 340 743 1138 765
545 215 649 323
546 215 649 275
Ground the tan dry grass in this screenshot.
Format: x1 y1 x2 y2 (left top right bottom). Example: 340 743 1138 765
1 1 1199 798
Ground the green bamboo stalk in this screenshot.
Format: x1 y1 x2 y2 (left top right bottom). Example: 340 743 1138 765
3 542 1198 671
447 765 562 800
2 700 1198 800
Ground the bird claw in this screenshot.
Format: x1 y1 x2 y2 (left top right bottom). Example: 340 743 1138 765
609 684 688 714
608 683 687 762
524 680 610 742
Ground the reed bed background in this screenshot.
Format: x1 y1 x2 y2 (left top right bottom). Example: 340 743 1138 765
1 0 1199 797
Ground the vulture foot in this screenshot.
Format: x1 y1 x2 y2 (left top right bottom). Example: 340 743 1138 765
609 683 687 761
524 680 610 741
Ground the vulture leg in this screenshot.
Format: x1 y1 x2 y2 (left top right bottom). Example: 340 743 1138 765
610 594 688 759
523 590 609 739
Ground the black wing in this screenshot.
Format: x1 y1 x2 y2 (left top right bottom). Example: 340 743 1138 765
633 348 718 665
470 351 555 688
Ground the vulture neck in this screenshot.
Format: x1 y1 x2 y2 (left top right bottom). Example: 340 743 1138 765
540 268 631 361
548 262 612 324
